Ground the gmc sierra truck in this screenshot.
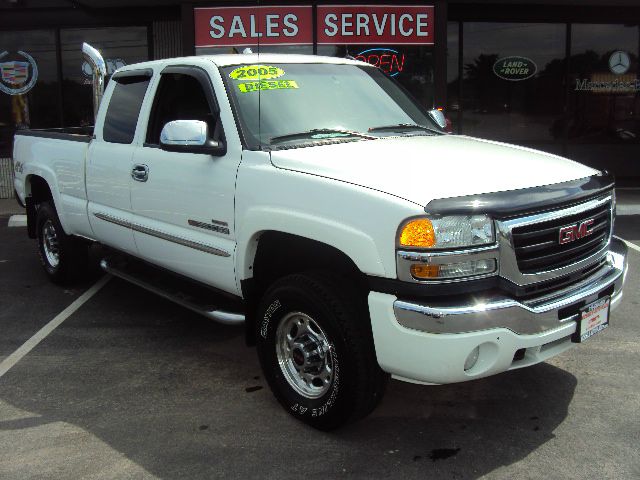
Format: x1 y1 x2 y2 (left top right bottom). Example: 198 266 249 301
13 44 628 430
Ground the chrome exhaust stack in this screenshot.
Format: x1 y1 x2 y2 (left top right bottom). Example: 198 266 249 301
82 42 107 123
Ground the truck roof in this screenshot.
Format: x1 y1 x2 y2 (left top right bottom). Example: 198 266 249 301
116 53 371 73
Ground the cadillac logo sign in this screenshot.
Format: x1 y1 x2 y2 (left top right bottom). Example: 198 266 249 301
493 56 537 82
0 51 38 96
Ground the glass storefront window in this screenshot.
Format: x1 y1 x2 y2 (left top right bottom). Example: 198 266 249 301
446 21 460 132
317 45 435 108
196 45 313 55
0 30 59 156
61 27 149 127
460 22 566 154
568 24 639 183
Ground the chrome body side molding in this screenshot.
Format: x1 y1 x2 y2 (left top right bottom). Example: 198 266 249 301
94 212 231 257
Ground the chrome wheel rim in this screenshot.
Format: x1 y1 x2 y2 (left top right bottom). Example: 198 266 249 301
275 312 334 399
42 219 60 268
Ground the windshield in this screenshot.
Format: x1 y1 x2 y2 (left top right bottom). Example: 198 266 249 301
220 62 442 149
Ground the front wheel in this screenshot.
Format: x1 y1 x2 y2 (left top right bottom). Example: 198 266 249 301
256 272 387 430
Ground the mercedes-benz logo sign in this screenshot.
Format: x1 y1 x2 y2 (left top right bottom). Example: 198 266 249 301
609 51 630 75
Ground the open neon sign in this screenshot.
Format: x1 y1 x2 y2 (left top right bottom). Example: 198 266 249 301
354 48 406 77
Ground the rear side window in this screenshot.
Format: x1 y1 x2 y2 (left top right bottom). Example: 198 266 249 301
103 77 150 144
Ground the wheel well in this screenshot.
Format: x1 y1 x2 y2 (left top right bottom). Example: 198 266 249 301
25 175 53 238
242 231 368 345
27 175 53 205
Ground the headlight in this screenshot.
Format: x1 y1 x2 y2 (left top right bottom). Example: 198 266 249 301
399 215 495 249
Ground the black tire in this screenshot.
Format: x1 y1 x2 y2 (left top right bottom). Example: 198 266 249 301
256 272 387 430
36 201 88 284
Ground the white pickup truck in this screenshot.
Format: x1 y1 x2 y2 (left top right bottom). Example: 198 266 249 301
13 44 628 430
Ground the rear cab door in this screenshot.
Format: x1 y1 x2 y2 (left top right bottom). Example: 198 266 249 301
86 69 154 255
129 59 242 294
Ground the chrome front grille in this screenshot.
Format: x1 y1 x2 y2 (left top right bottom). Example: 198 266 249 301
511 197 612 274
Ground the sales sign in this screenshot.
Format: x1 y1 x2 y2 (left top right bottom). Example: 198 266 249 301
195 6 313 47
317 5 434 45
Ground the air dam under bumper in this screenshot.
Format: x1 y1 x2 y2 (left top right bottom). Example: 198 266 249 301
368 238 628 385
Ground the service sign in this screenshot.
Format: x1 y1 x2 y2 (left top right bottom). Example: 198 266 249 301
195 6 313 47
317 5 434 45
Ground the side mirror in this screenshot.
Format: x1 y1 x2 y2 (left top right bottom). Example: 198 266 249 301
427 109 447 131
160 120 226 156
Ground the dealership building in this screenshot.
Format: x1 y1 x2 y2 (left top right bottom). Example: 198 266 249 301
1 0 638 195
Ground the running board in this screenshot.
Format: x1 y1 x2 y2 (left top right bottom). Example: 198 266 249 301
99 258 245 325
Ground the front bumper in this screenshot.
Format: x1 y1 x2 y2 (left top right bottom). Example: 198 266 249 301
368 238 628 385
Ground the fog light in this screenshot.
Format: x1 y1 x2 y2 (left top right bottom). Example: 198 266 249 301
464 346 480 371
410 259 496 280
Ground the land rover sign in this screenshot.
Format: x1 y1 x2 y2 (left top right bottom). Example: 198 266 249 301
493 56 537 81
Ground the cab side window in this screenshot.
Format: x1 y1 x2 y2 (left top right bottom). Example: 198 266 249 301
103 77 150 144
146 73 220 145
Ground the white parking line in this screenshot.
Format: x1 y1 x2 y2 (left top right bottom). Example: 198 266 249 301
0 275 111 379
7 215 27 227
617 205 640 216
614 235 640 254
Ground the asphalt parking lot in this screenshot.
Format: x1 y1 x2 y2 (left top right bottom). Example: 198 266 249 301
1 208 639 480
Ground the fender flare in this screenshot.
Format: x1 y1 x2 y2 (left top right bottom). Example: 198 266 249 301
235 206 387 289
24 167 70 234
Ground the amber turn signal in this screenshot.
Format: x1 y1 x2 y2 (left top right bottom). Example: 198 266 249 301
410 264 440 279
399 218 436 248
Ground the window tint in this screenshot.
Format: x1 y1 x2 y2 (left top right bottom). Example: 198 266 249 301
103 77 150 144
146 73 215 145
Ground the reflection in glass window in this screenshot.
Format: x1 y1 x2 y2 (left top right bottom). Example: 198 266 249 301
568 24 639 182
317 45 435 109
446 21 460 132
0 30 59 157
461 23 566 154
196 45 313 56
61 27 148 127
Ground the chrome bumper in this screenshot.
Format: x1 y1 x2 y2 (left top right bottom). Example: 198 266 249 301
394 237 628 335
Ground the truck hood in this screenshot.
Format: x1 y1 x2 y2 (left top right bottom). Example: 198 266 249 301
269 135 599 207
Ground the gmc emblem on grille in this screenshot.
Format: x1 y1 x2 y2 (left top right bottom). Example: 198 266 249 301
559 219 595 245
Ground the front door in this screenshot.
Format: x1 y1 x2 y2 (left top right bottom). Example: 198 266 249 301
130 67 240 293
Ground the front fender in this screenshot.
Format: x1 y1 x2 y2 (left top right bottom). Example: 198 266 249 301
236 206 387 285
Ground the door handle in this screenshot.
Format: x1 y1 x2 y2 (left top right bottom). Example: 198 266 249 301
131 164 149 182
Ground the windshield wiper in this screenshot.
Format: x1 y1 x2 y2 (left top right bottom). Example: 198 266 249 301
368 123 441 135
270 128 376 145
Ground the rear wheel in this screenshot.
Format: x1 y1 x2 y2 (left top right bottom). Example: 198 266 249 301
36 202 88 284
256 272 387 430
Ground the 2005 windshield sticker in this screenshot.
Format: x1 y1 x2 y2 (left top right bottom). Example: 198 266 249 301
230 65 298 93
229 64 285 80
